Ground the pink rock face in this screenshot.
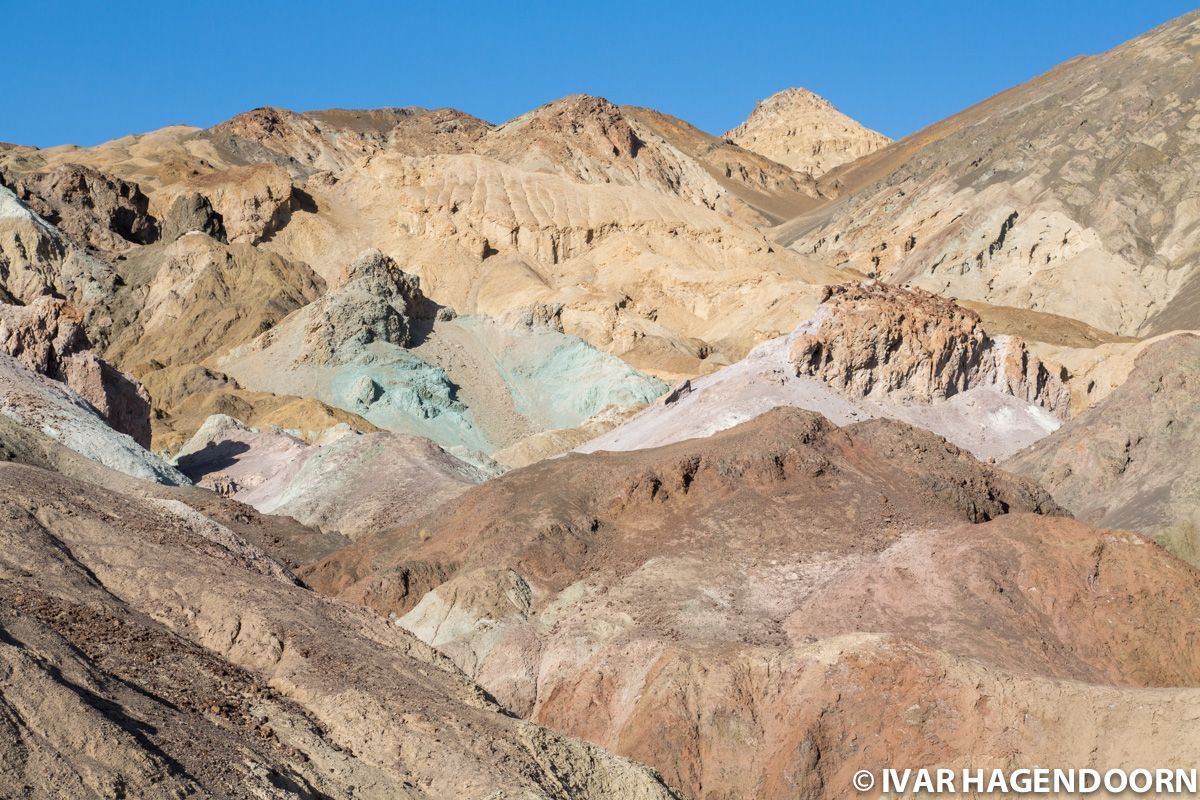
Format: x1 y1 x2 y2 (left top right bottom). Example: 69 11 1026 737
0 295 89 375
59 352 152 448
0 297 151 446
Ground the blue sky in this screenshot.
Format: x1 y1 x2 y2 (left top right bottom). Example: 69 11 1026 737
2 1 1194 147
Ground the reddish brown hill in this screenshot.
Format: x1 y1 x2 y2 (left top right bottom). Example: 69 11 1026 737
303 408 1200 799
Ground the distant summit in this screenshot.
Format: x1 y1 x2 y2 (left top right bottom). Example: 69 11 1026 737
725 87 890 178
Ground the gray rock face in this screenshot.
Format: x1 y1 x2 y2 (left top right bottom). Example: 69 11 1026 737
0 351 185 484
301 248 429 365
161 191 228 243
1007 333 1200 565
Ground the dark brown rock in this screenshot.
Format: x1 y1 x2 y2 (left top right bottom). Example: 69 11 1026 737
5 163 158 250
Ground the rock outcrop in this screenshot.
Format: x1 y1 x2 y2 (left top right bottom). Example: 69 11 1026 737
789 282 1071 416
581 282 1069 461
0 351 184 484
175 163 299 244
300 248 428 365
210 105 492 174
725 87 890 178
159 191 228 242
0 296 151 445
0 185 119 333
3 163 158 250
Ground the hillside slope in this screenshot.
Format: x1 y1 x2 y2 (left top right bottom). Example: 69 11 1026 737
780 11 1200 337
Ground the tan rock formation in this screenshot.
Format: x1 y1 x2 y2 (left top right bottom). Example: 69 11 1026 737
622 105 821 225
0 96 847 381
725 87 890 178
105 229 324 371
262 150 847 379
210 105 490 173
477 94 822 227
174 163 300 244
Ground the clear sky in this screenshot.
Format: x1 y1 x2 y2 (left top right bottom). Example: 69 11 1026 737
2 0 1194 148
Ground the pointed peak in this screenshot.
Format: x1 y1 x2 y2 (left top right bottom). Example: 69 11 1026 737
726 88 889 179
757 87 835 110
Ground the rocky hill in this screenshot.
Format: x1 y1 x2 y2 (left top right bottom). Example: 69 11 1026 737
1008 333 1200 564
0 421 680 799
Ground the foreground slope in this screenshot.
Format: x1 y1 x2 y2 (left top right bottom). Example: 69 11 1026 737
306 408 1200 800
781 11 1200 337
0 420 679 799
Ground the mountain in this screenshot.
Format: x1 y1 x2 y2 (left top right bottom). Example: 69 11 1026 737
779 12 1200 337
0 94 851 457
3 12 1200 796
725 87 890 179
